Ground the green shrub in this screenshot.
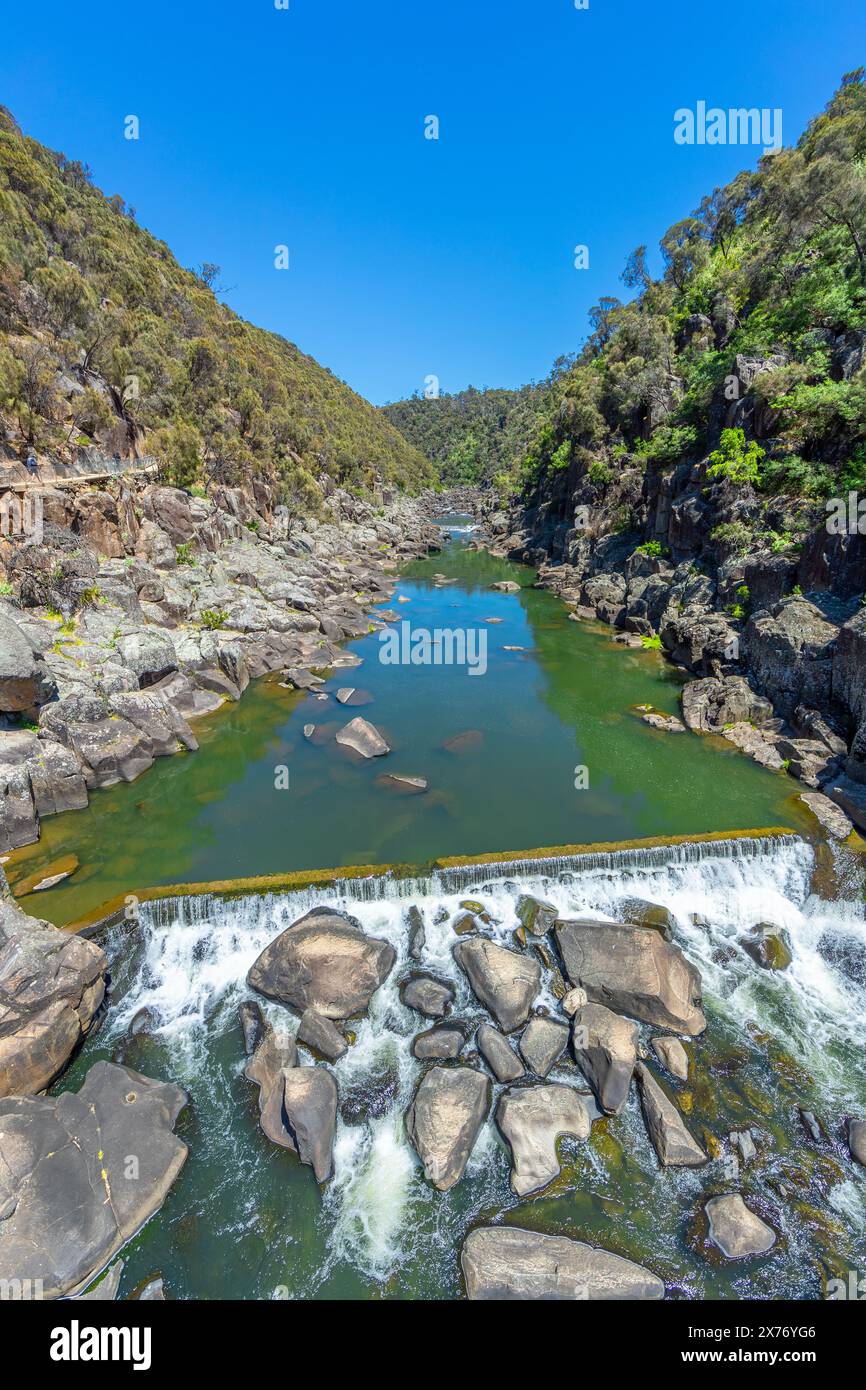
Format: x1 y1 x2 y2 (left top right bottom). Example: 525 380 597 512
175 542 195 565
639 634 663 650
200 608 228 630
587 460 612 486
634 540 669 558
707 428 764 485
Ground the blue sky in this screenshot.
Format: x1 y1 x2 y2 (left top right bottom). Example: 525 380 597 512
1 1 863 404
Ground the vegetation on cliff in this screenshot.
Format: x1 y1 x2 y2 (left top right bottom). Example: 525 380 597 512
0 107 432 504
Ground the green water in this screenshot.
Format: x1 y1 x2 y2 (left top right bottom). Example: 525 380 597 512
11 529 803 927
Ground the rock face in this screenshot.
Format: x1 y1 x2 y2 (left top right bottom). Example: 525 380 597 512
405 1065 491 1191
334 716 390 758
496 1083 591 1196
400 973 454 1019
247 907 396 1019
461 1227 665 1301
554 919 706 1035
518 1014 570 1078
636 1063 707 1167
0 609 57 712
0 891 107 1097
705 1194 777 1259
453 938 540 1033
0 1061 188 1299
476 1021 525 1082
572 1003 638 1115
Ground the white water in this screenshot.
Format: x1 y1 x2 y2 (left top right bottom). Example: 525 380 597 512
104 836 866 1284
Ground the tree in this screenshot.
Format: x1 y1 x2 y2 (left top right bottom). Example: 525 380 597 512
659 218 709 291
152 420 202 490
621 245 651 291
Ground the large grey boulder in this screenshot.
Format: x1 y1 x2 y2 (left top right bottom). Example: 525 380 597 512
405 1064 491 1191
335 716 390 758
554 919 706 1035
462 1227 665 1300
681 675 772 733
636 1063 707 1167
244 1027 298 1148
282 1066 338 1183
0 1061 188 1299
652 1035 689 1082
115 630 178 688
519 1014 570 1078
572 1003 638 1115
516 893 558 937
497 1083 591 1196
296 1008 348 1062
848 1118 866 1166
476 1021 525 1083
411 1023 465 1060
0 609 57 712
247 907 395 1019
0 892 107 1097
453 938 540 1033
705 1194 777 1259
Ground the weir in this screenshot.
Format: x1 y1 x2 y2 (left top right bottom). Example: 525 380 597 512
72 825 797 935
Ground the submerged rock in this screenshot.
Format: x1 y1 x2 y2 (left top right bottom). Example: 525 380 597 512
497 1083 591 1196
475 1021 525 1083
705 1194 777 1259
519 1014 570 1078
554 919 706 1035
247 906 395 1020
0 1061 188 1299
636 1063 707 1167
461 1227 665 1301
742 923 793 971
572 1003 638 1115
453 937 540 1033
335 716 390 758
405 1064 491 1191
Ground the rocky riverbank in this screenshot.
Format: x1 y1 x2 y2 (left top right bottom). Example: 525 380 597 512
0 476 460 856
474 443 866 842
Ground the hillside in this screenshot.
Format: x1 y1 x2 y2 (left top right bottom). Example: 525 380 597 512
0 107 433 505
393 74 866 537
381 376 559 489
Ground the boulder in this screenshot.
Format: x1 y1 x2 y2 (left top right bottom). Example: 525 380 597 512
519 1014 570 1078
620 897 676 939
461 1227 665 1301
411 1024 465 1060
115 631 178 689
244 1027 298 1148
400 973 454 1019
651 1036 689 1082
335 716 390 758
572 1003 638 1115
554 919 706 1035
296 1008 348 1062
705 1194 776 1259
453 938 540 1033
636 1063 707 1167
798 791 854 840
561 986 588 1016
237 1000 266 1057
742 923 793 971
0 1061 188 1299
516 893 558 936
247 906 395 1019
681 675 772 734
282 1066 339 1183
496 1083 591 1196
0 893 107 1097
406 905 426 961
848 1118 866 1166
475 1021 525 1082
405 1064 491 1191
0 609 57 712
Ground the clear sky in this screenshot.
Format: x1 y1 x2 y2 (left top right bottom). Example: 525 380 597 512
1 1 863 405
